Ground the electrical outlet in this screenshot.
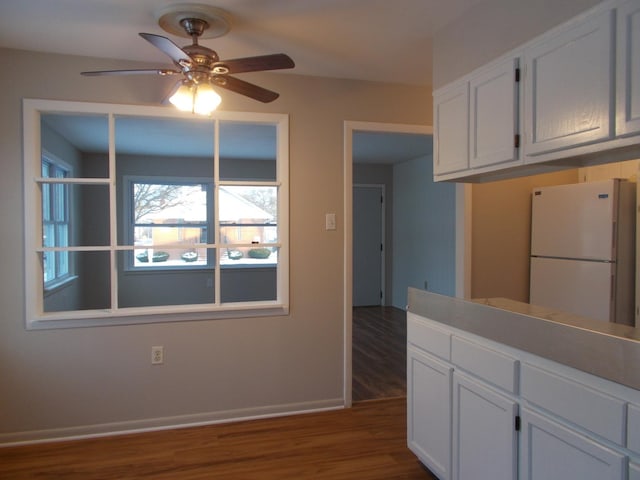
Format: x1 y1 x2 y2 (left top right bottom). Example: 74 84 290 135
151 346 164 365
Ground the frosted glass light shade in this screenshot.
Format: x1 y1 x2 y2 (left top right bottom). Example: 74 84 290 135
169 83 195 112
193 83 222 115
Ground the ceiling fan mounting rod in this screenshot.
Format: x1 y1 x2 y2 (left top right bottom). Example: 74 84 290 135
180 17 208 44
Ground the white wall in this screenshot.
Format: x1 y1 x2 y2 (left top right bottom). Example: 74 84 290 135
391 155 456 308
0 47 431 442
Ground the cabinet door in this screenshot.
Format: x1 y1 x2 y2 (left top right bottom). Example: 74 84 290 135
616 0 640 137
470 58 520 169
407 347 453 480
520 408 625 480
630 462 640 480
524 9 614 158
434 82 469 176
452 373 518 480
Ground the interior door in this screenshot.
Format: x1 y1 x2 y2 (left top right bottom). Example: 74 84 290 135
353 185 383 306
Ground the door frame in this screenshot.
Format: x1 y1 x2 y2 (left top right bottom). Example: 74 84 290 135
353 183 386 306
343 120 471 406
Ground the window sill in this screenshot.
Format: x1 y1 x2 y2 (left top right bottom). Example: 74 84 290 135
27 302 289 330
43 275 79 296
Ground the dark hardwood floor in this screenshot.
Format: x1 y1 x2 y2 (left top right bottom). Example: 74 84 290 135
352 306 407 402
0 398 435 480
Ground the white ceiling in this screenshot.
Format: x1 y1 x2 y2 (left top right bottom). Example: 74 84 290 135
0 0 484 87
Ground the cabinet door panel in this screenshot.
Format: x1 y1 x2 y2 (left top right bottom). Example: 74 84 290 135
616 0 640 137
470 58 519 168
630 462 640 480
520 408 625 480
407 347 453 480
524 10 614 158
453 373 517 480
434 82 469 175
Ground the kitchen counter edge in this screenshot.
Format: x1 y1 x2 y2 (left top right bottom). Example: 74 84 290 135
407 288 640 391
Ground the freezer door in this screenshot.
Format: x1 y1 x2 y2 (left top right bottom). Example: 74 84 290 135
530 257 614 322
531 180 616 261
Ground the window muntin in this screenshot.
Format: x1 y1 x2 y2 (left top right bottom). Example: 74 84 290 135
24 100 289 328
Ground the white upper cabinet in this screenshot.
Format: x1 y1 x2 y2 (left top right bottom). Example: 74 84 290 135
523 9 615 159
616 0 640 137
470 58 520 169
434 81 469 176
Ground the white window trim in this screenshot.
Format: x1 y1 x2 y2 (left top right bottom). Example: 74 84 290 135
41 149 75 290
23 99 289 330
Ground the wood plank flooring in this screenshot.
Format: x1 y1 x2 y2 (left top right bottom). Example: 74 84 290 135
352 306 407 401
0 306 422 479
0 398 436 480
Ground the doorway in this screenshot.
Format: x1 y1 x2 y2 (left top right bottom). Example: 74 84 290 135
344 121 434 405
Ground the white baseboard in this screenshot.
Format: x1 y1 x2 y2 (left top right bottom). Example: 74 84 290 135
0 397 345 447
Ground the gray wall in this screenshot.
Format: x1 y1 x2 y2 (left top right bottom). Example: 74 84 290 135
0 47 431 441
432 0 600 88
391 155 456 308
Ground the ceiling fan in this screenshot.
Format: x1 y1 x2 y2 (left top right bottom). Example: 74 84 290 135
81 4 295 113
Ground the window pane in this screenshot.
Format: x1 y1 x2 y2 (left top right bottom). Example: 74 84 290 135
221 246 279 266
219 121 277 181
134 183 207 224
221 267 277 302
117 249 216 307
115 115 215 163
41 113 110 178
219 186 277 244
43 251 110 312
41 184 110 247
133 238 209 268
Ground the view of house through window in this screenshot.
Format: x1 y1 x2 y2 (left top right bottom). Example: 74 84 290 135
24 100 289 328
131 180 211 268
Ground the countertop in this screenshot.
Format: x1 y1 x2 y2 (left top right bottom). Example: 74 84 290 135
407 288 640 391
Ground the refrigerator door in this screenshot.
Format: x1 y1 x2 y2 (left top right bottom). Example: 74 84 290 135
530 257 614 322
531 180 616 261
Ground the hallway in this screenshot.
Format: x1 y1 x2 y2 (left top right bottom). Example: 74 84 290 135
352 306 407 402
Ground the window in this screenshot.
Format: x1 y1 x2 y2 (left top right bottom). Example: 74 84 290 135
23 100 289 328
126 178 213 269
41 154 72 289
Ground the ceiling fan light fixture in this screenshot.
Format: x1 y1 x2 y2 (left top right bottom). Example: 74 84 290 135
169 80 221 115
193 82 222 115
169 81 196 112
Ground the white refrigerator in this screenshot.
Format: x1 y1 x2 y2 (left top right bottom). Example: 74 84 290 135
529 179 636 326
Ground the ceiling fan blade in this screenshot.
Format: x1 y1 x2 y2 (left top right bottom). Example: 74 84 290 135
81 68 181 77
139 33 192 67
215 53 295 74
213 75 280 103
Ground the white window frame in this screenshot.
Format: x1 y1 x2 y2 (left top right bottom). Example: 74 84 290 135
41 151 76 291
23 99 289 329
123 175 215 272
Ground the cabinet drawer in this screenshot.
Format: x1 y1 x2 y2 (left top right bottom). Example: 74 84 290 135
628 403 640 455
451 336 519 394
407 313 451 361
521 364 625 445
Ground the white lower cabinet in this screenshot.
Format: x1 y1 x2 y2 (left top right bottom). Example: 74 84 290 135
407 346 453 480
407 313 639 480
452 373 518 480
520 407 626 480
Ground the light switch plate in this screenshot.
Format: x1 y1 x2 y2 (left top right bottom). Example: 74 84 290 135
325 213 336 230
